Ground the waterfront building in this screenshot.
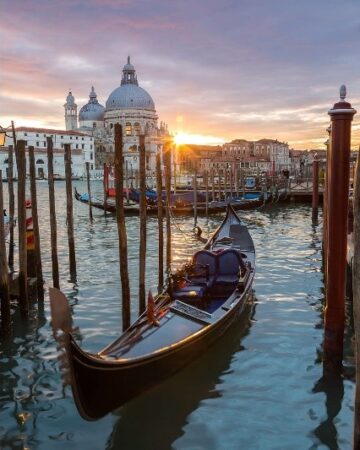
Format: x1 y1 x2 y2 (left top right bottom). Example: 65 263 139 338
0 127 95 178
177 139 292 176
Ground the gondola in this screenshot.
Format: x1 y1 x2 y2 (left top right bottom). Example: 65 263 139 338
74 187 265 217
50 205 255 420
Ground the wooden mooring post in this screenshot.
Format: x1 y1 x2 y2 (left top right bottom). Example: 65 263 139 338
28 146 44 299
156 151 164 290
205 170 209 218
324 86 356 371
16 140 28 315
0 170 11 334
164 142 172 273
64 144 77 282
86 162 93 221
352 149 360 450
7 145 15 271
114 124 131 331
211 167 215 202
103 163 108 215
47 137 60 289
139 135 147 314
323 126 331 268
193 168 198 227
312 153 319 222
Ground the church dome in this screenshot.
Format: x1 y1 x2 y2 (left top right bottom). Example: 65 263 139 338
105 57 155 112
79 86 105 121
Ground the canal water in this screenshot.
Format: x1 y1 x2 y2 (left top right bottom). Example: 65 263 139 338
0 181 355 450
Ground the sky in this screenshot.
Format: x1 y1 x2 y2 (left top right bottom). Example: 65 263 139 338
1 0 359 149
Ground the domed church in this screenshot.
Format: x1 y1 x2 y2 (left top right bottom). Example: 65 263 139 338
64 57 169 173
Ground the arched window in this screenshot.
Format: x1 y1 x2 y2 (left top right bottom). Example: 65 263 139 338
36 159 45 164
126 123 132 136
110 123 113 129
134 122 141 135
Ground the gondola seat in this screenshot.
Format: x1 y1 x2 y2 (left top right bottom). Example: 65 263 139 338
212 249 243 295
189 250 217 288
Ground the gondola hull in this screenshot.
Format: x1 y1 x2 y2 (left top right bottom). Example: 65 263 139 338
67 284 253 420
51 204 255 420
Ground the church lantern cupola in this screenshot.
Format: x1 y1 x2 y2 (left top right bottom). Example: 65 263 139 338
121 56 138 86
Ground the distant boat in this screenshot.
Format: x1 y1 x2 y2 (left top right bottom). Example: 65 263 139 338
49 204 255 420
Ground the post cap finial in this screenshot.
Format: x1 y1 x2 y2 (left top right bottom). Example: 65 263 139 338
340 85 346 101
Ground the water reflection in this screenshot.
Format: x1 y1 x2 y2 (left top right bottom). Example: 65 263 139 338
107 301 256 450
312 372 344 450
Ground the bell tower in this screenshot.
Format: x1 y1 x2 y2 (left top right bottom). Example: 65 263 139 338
64 90 78 130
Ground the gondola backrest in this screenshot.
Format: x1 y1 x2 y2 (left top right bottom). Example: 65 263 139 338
217 249 243 275
192 250 217 275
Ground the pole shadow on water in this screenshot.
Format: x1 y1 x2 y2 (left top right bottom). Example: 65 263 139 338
106 299 257 450
309 217 354 450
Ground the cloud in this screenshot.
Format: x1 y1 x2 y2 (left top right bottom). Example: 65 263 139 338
0 0 359 149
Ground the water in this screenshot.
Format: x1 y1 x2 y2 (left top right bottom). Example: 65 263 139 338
0 181 355 450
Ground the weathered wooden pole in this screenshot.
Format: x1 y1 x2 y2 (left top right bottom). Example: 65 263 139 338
312 153 319 221
28 146 44 299
103 163 108 215
173 157 177 194
205 170 209 218
352 150 360 450
218 170 222 201
16 140 28 314
7 145 15 271
114 124 131 330
324 85 356 370
229 167 233 200
211 167 215 202
125 160 130 205
193 168 198 227
224 168 228 201
47 137 60 289
86 162 93 221
323 126 332 268
156 150 164 290
139 135 147 314
64 144 77 282
0 170 11 333
164 142 172 273
234 162 239 198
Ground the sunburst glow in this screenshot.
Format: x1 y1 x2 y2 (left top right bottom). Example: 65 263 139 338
174 132 225 146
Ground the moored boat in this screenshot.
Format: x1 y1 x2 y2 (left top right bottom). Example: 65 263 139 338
50 205 255 420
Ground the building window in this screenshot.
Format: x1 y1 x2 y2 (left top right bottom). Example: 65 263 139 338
36 159 44 164
43 142 46 147
91 164 93 170
36 134 39 137
61 143 64 148
70 137 72 140
61 136 63 139
36 141 39 147
76 144 78 149
90 145 93 150
76 136 78 140
134 123 141 135
90 152 93 160
24 133 27 136
82 144 84 149
126 123 132 136
82 137 84 140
